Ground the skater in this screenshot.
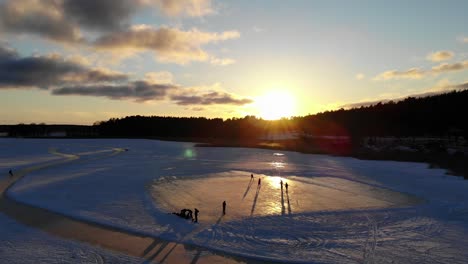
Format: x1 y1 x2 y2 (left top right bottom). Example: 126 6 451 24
194 208 199 223
280 179 283 189
285 182 288 191
251 173 253 179
258 178 261 186
222 201 226 215
9 169 13 177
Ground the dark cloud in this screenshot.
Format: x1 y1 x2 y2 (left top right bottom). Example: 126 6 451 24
0 1 236 65
0 45 127 89
0 0 214 43
52 81 176 101
63 68 129 83
0 54 82 89
0 0 142 42
0 0 82 43
171 91 253 106
62 0 138 31
0 44 250 106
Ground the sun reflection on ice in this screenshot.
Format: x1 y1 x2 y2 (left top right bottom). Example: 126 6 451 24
270 162 285 168
265 176 286 190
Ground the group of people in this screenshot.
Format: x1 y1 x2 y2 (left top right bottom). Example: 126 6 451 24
251 173 261 186
280 179 289 191
171 173 290 223
252 173 289 190
172 208 199 223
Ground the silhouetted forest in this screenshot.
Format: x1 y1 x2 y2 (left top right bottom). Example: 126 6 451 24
2 90 467 141
94 90 468 140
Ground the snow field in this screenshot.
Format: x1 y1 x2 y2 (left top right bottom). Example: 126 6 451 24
2 138 468 263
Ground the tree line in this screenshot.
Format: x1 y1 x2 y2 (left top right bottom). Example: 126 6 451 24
2 89 467 140
95 90 468 140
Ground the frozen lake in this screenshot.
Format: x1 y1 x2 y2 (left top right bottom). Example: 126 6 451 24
1 138 468 263
151 171 420 224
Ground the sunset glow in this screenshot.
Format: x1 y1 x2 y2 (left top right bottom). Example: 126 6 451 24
257 91 296 120
0 1 467 124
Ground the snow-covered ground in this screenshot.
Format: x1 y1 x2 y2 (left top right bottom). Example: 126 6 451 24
0 212 140 263
2 138 468 263
0 138 60 177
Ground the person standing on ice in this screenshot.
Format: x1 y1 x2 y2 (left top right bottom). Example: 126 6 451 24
9 169 13 177
222 201 226 215
251 173 253 179
194 208 199 223
280 179 283 189
285 182 288 191
258 178 261 186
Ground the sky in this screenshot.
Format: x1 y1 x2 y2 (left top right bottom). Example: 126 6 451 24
0 0 468 124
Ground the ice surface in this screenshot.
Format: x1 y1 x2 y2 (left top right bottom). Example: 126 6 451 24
151 171 420 224
2 138 468 263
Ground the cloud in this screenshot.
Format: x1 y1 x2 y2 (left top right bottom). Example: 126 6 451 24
0 0 215 43
53 82 253 106
0 0 82 43
426 50 454 62
355 73 365 80
0 45 127 89
155 0 214 17
341 80 468 109
52 81 176 102
186 107 205 111
62 0 139 31
60 68 129 83
453 81 468 90
374 68 425 80
0 1 237 66
93 25 240 64
1 44 250 106
375 61 468 80
0 0 150 42
171 91 253 106
432 61 468 73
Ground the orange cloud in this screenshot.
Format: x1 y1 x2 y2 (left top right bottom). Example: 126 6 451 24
426 50 454 62
155 0 214 17
375 61 468 80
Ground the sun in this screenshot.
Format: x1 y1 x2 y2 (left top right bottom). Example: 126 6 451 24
257 90 296 120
